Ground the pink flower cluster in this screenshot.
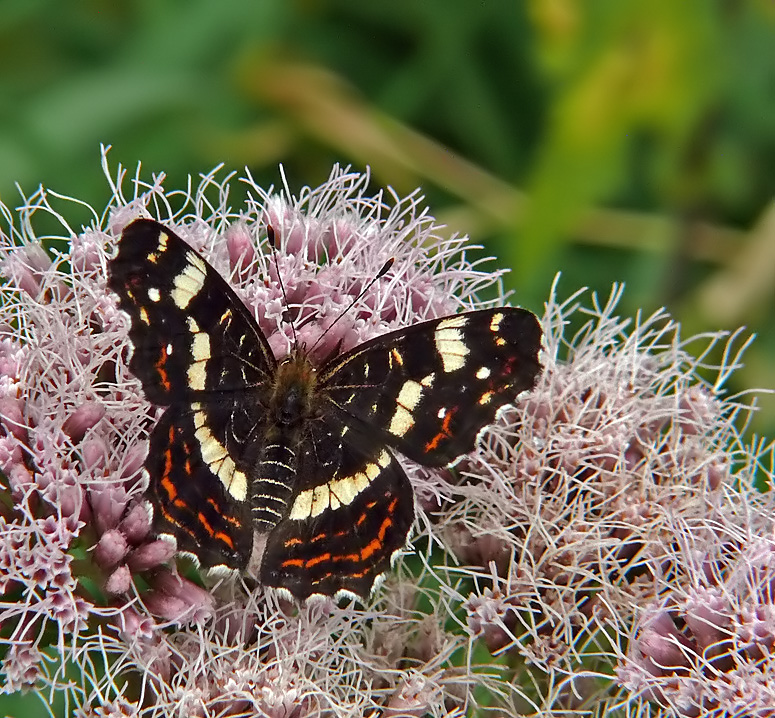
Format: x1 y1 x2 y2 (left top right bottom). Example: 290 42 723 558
0 153 772 717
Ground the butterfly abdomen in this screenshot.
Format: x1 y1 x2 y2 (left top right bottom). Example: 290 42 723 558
251 437 297 530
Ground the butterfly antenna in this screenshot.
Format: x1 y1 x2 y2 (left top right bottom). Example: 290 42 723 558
267 225 299 351
307 256 395 354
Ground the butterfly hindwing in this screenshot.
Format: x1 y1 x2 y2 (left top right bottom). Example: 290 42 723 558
146 408 254 568
260 418 414 599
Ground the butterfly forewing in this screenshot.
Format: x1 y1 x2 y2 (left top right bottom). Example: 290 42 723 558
108 218 543 600
321 309 542 466
108 219 276 404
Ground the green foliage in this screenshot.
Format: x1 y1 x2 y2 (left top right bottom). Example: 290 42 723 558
1 1 774 710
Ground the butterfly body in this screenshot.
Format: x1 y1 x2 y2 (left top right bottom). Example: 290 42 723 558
108 218 542 600
270 353 319 427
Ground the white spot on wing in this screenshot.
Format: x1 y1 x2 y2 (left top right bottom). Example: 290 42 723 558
397 380 422 409
476 366 491 380
187 317 211 391
190 342 209 376
389 406 414 437
289 490 313 520
227 469 248 501
434 320 469 373
310 484 330 517
388 379 423 437
330 471 369 506
437 316 468 330
192 410 247 501
171 251 207 309
147 232 168 264
197 430 227 464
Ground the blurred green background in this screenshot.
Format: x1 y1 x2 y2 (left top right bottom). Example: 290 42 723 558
1 0 773 713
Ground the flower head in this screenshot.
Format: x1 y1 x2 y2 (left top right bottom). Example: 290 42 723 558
0 151 770 716
0 155 514 714
616 496 775 717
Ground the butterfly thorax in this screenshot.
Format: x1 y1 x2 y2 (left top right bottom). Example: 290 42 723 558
269 353 320 428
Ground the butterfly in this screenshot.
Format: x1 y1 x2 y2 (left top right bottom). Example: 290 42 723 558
108 218 542 600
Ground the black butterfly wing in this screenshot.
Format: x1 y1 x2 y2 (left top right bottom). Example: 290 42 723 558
321 308 542 467
145 407 256 567
260 417 414 600
108 218 276 405
109 219 276 569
